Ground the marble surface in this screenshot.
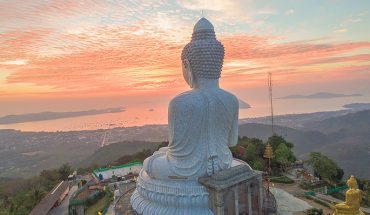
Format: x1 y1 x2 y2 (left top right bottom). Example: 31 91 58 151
130 17 240 215
131 169 212 215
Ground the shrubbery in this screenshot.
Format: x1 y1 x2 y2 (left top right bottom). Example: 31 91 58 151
269 176 294 184
306 208 323 215
0 164 72 215
230 135 296 175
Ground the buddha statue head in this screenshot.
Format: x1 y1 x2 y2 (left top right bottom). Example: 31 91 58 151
347 175 358 189
181 17 225 88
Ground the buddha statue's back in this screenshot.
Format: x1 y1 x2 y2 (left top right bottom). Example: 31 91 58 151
165 86 238 179
131 17 246 215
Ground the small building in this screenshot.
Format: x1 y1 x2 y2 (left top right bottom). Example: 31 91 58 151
292 160 304 168
29 181 70 215
92 162 142 182
68 170 77 181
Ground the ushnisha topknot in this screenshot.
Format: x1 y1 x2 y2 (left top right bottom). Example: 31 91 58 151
181 17 225 79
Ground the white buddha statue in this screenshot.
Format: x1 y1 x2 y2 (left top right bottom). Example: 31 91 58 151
131 17 243 215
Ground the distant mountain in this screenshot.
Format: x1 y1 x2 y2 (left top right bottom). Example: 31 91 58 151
240 110 350 129
0 107 125 124
342 103 370 111
240 103 370 129
278 92 362 99
302 110 370 135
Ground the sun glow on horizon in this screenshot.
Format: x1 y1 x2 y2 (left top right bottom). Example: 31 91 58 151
0 0 370 119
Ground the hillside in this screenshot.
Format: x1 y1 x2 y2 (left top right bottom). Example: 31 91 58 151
0 126 167 178
303 109 370 135
77 141 162 167
238 123 332 155
317 135 370 178
239 109 370 178
300 110 370 178
2 109 369 179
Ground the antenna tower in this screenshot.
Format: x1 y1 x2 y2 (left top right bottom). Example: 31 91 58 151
268 72 274 134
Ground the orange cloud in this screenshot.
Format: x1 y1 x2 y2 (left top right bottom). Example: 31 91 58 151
221 35 370 62
219 35 370 88
0 29 54 61
1 26 370 98
0 0 102 21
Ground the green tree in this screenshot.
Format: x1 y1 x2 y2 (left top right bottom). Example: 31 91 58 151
335 167 344 182
238 136 250 148
274 143 295 172
245 144 256 163
39 170 61 190
58 163 72 180
249 138 265 156
307 152 344 184
253 160 263 171
267 134 294 150
236 136 265 160
229 145 239 158
30 187 45 207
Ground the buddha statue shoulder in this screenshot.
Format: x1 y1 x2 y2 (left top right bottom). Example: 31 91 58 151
143 17 239 180
333 175 364 215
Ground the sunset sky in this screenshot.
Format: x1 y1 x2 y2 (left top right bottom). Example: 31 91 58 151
1 0 370 120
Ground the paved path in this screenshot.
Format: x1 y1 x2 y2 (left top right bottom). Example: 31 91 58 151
118 182 136 195
271 187 311 215
49 185 78 215
115 182 137 215
273 183 332 214
105 205 115 215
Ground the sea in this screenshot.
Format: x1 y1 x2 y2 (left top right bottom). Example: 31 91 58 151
1 96 369 132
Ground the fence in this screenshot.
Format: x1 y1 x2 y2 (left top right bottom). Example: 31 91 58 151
305 185 348 196
68 182 107 215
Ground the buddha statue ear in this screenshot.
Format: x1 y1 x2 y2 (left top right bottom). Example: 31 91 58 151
182 59 194 88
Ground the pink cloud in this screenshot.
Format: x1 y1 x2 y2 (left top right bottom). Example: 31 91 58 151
1 26 370 97
0 29 53 61
0 0 101 22
221 35 370 62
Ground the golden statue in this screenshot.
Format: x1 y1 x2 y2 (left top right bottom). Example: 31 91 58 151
333 175 364 215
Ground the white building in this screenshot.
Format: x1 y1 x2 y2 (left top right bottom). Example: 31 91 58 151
93 162 142 181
